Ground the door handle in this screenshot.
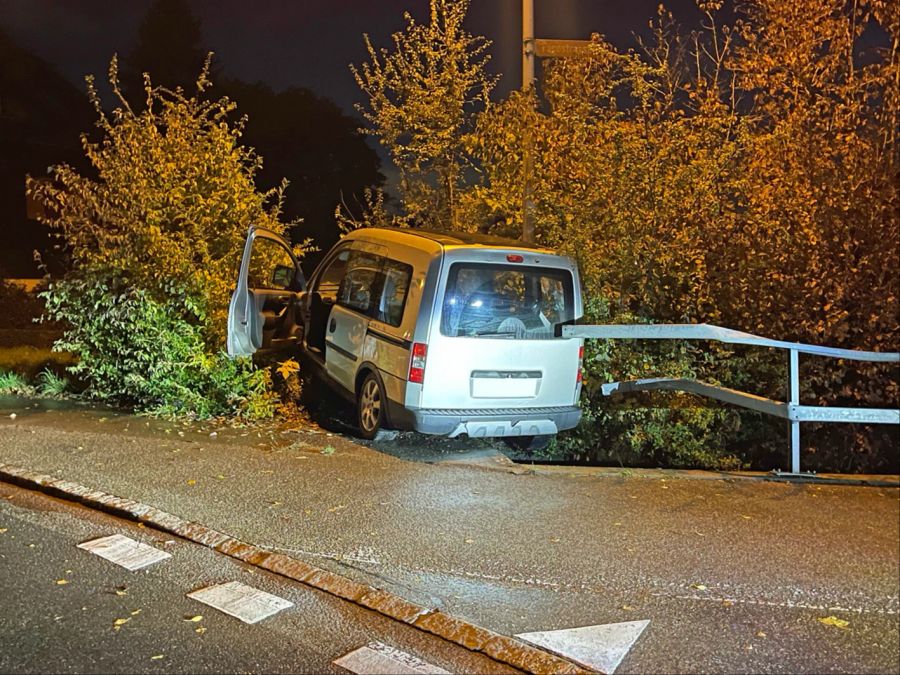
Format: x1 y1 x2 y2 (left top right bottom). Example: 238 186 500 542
329 317 336 333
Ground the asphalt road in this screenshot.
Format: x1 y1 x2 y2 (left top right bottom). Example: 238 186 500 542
0 482 514 674
1 396 898 673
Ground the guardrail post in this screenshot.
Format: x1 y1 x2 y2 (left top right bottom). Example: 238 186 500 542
789 349 801 473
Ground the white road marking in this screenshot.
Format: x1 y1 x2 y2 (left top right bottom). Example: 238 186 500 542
77 534 172 571
516 620 650 674
186 581 293 624
334 642 450 675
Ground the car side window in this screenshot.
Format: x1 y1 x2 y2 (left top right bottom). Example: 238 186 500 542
377 259 412 327
314 248 350 303
248 237 296 291
338 250 383 315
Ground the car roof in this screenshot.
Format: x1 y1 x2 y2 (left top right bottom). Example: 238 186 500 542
347 226 553 252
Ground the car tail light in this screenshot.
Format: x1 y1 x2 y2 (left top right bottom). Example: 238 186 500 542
576 345 584 384
506 254 524 263
408 342 428 384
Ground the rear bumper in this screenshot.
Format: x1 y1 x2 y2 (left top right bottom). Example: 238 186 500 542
390 404 582 437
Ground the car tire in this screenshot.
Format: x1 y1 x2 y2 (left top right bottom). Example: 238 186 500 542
502 435 554 453
357 372 386 440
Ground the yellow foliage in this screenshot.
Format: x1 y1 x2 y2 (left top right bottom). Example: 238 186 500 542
26 55 304 348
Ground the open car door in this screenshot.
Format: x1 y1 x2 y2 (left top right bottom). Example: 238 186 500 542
227 226 306 358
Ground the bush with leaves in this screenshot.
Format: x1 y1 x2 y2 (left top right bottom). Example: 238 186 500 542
43 275 275 418
27 56 302 345
357 0 899 471
24 57 301 417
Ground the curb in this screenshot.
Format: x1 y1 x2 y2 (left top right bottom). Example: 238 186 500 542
0 463 590 675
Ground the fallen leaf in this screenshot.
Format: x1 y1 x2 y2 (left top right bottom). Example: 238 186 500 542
818 616 849 629
321 446 336 455
549 537 561 543
740 515 752 520
0 528 7 534
150 655 164 660
621 604 636 611
195 626 207 635
113 617 131 629
464 538 474 544
184 615 203 622
756 630 767 638
115 588 128 596
186 479 197 486
216 474 225 480
722 599 734 607
691 583 708 591
56 579 69 585
130 609 142 616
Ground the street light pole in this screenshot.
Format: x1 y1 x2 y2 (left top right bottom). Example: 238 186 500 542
522 0 534 87
520 1 592 243
521 0 536 243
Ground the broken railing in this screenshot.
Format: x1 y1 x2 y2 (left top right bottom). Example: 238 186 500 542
556 323 900 475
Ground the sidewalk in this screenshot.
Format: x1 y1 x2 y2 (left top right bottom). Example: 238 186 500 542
1 396 898 673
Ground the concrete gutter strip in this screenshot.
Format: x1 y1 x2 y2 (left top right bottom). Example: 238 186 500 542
0 463 591 675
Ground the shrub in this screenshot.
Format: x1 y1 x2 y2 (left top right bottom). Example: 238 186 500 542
24 58 301 417
43 275 275 419
0 279 47 330
556 297 744 470
26 57 301 346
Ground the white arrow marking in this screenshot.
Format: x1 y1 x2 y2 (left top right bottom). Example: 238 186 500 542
516 619 650 674
334 642 449 674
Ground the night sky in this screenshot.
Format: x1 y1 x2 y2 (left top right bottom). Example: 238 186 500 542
1 0 705 274
1 0 703 120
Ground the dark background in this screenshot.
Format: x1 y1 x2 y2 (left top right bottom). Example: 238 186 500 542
0 0 705 276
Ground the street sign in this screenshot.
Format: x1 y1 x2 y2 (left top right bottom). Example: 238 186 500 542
533 39 594 59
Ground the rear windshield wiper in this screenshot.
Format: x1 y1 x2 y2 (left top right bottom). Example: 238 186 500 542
474 329 518 338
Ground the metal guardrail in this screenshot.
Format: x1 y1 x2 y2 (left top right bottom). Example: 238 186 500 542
559 323 900 475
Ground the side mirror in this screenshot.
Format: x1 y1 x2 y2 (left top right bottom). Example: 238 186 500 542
271 264 294 290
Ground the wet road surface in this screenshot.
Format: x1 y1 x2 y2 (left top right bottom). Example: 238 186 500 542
0 481 514 674
1 397 898 673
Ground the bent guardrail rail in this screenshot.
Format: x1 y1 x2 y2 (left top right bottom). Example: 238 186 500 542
558 323 900 475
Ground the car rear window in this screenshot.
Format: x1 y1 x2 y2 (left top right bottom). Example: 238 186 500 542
440 262 575 339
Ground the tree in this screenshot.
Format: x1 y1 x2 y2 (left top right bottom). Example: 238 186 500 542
28 56 298 340
121 0 207 100
351 0 495 229
24 57 292 416
219 80 383 264
361 0 899 471
0 27 94 276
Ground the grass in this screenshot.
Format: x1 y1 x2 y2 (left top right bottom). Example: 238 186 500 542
0 370 33 395
37 369 69 397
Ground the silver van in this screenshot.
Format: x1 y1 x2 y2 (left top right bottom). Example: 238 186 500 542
227 226 583 445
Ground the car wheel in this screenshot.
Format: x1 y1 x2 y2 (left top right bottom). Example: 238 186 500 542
502 435 554 454
357 372 385 440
